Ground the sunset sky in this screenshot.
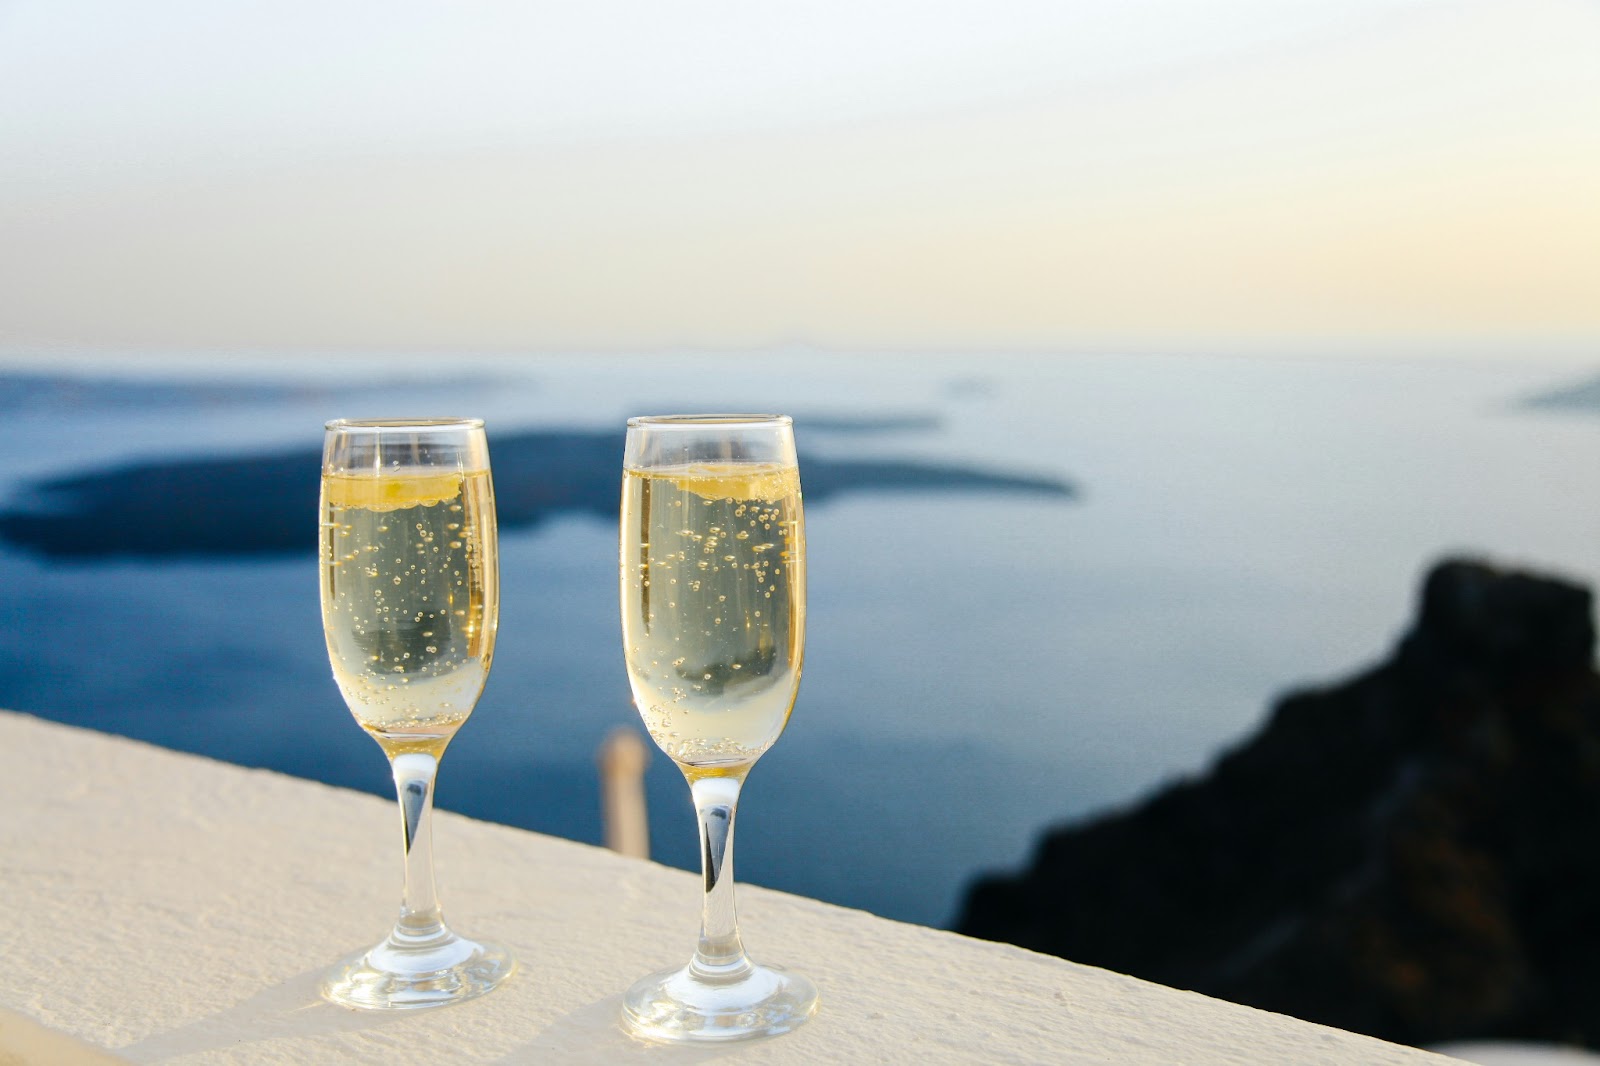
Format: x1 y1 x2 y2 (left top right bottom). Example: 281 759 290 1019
1 0 1597 356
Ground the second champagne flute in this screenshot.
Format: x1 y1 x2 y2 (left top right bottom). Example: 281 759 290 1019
618 414 819 1042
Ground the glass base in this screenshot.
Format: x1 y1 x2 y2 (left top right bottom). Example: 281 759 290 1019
321 929 514 1011
621 960 818 1043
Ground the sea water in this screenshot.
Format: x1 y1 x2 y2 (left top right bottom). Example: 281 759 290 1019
0 350 1595 927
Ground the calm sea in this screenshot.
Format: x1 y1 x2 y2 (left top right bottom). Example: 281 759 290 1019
1 351 1596 927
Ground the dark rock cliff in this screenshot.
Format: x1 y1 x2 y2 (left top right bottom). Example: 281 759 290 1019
958 558 1600 1048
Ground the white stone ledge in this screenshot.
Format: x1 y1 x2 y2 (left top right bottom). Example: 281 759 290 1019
0 710 1464 1065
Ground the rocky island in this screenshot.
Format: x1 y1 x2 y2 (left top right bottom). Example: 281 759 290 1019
959 558 1600 1049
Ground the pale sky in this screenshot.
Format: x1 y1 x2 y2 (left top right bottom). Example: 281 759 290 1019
1 0 1597 356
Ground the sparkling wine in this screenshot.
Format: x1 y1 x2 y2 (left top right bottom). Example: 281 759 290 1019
621 461 804 772
617 415 818 1041
321 467 497 755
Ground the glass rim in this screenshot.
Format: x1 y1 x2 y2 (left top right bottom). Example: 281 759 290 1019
324 417 485 432
625 413 790 428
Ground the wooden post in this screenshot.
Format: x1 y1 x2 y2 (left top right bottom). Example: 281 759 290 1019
598 727 651 860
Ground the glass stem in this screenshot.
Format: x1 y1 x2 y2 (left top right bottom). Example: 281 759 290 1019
689 773 751 977
390 751 446 942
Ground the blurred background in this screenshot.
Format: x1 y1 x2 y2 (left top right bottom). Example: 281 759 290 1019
4 0 1597 354
2 0 1599 1051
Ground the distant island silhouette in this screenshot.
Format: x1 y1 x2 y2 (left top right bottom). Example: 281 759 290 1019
0 426 1074 560
1521 371 1600 412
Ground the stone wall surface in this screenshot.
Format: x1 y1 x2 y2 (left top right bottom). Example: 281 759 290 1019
0 710 1463 1064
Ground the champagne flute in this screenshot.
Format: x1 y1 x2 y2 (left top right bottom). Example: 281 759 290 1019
618 414 819 1042
318 418 513 1010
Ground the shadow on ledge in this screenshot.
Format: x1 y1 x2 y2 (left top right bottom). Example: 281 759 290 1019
0 428 1074 560
959 557 1600 1050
